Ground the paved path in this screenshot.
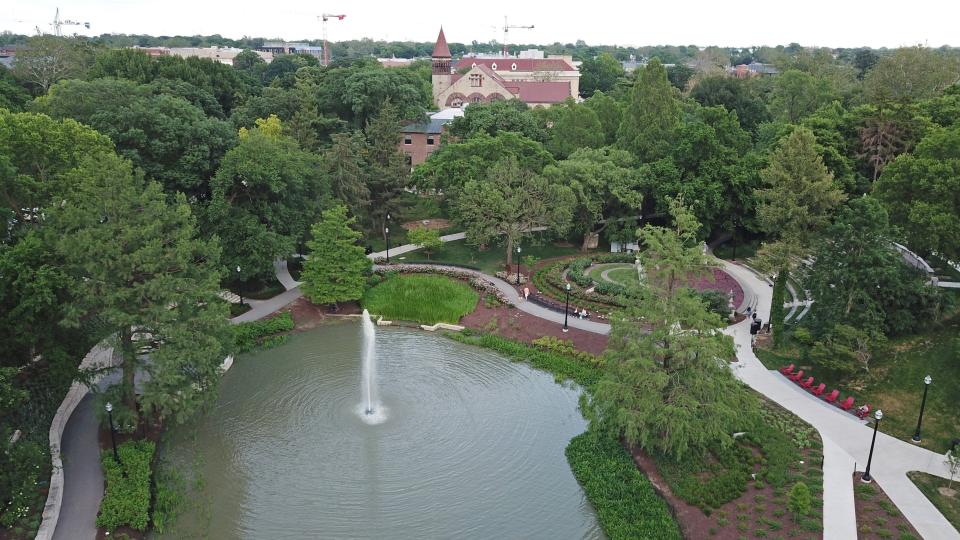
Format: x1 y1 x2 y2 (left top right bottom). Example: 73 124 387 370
369 231 466 261
52 395 101 540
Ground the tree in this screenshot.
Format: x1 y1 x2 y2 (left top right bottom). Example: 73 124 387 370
579 53 624 97
543 100 605 159
769 70 837 123
324 131 371 218
35 79 237 201
755 128 846 343
13 35 94 92
206 117 329 280
407 227 442 259
411 131 554 205
805 196 939 345
875 126 960 260
853 49 879 80
589 199 756 460
617 59 680 162
864 47 960 106
689 75 770 132
52 153 231 423
946 451 960 490
0 69 29 112
542 147 642 250
447 99 546 141
788 482 811 522
0 109 116 240
583 90 622 145
301 205 371 308
364 101 409 239
456 158 575 265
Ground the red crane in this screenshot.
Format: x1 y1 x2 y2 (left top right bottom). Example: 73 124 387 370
319 14 346 65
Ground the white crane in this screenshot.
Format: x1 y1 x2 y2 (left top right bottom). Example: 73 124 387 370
49 8 90 36
501 16 534 58
318 13 346 65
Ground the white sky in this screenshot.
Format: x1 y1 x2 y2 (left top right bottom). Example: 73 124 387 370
5 0 959 49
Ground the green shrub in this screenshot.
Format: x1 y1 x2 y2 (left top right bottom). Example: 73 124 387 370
96 440 155 532
362 274 478 324
233 312 294 353
451 333 601 388
788 482 811 522
566 430 681 540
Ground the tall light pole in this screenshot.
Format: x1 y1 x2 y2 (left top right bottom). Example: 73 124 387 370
912 375 932 443
516 246 522 285
105 402 120 465
563 282 571 332
861 409 883 483
384 214 391 264
236 265 243 306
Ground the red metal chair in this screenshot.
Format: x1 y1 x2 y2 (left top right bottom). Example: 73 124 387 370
780 364 795 375
800 377 814 389
811 383 826 396
823 389 839 403
839 396 855 411
855 404 872 420
789 370 804 382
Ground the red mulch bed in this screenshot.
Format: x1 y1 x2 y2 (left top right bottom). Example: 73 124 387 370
460 300 608 356
691 268 745 309
400 218 450 231
853 473 921 539
285 298 361 331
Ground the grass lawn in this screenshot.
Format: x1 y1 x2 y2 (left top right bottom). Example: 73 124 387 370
604 266 639 286
401 237 585 274
362 274 478 324
758 312 960 452
908 471 960 531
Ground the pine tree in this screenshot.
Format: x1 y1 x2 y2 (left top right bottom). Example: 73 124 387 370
617 59 680 162
53 153 231 423
301 205 371 308
364 101 408 239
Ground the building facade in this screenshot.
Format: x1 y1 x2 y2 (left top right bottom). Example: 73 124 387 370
431 28 579 108
399 108 464 166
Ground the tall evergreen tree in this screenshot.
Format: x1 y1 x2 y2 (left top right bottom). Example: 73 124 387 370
617 59 680 162
364 101 408 239
53 153 231 423
301 205 371 308
755 127 846 343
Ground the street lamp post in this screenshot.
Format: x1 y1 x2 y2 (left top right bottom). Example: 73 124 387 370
105 402 120 465
236 265 244 305
912 375 932 443
516 246 522 285
861 409 883 483
385 226 390 263
563 282 571 332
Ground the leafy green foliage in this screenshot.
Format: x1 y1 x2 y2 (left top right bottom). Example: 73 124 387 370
566 430 682 540
301 205 371 307
864 47 960 105
96 440 156 532
456 157 575 265
450 333 601 388
579 53 625 98
362 274 477 325
769 70 837 123
617 59 680 162
690 75 770 132
447 99 546 141
788 482 812 521
544 100 605 159
406 227 442 259
233 313 295 353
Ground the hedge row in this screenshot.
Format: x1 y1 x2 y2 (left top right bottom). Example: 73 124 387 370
566 430 682 540
233 312 295 353
96 440 156 532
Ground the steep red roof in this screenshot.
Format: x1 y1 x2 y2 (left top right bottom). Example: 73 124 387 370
432 28 451 58
455 57 575 72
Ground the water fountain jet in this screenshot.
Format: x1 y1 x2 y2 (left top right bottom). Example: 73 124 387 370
359 310 386 424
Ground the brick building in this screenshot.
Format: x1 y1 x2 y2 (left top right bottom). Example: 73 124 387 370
399 108 464 166
431 28 579 108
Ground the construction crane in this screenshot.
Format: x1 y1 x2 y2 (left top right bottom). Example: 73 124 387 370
49 8 90 36
319 13 346 66
501 16 534 58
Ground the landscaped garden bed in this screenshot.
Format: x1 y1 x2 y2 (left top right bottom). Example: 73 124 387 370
907 471 960 533
632 401 826 539
853 474 921 539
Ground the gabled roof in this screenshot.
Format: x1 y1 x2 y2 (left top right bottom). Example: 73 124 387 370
455 57 576 72
401 118 449 134
432 28 451 58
